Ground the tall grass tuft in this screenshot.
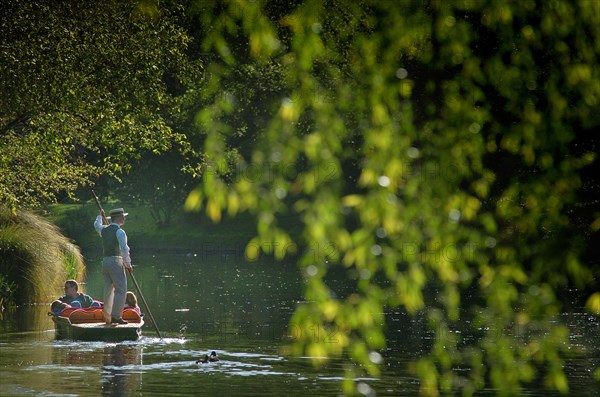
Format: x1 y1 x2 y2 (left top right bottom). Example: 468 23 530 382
0 206 86 306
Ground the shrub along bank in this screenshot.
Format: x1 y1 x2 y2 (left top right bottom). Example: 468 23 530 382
0 206 86 307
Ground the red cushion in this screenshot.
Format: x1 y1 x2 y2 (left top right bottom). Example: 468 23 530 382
68 307 105 323
122 307 142 322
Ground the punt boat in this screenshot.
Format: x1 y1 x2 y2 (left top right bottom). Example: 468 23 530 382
50 307 144 341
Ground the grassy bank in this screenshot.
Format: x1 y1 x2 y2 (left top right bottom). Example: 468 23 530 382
0 206 86 306
45 202 292 257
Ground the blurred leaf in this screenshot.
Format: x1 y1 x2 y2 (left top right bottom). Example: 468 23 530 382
585 293 600 315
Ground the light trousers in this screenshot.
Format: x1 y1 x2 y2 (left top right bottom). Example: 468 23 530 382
102 256 127 320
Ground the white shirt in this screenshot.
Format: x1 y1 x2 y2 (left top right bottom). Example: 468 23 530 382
94 215 131 266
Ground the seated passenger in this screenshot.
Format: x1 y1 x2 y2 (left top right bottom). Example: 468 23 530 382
50 300 71 316
124 291 141 314
58 280 94 308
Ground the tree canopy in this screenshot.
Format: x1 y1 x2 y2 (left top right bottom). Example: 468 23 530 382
0 0 200 208
2 0 600 395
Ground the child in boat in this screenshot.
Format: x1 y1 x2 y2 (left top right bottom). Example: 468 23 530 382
124 291 141 314
50 300 71 316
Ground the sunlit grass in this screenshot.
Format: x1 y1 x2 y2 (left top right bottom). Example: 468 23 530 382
0 206 85 306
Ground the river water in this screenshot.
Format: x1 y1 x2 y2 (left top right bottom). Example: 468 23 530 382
1 254 598 396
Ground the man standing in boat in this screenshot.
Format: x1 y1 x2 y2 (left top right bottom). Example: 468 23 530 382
94 208 132 325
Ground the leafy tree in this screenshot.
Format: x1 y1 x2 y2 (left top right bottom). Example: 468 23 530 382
115 151 196 227
185 0 600 395
0 0 200 209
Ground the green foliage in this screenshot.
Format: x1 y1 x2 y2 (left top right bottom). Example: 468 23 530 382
0 273 17 313
0 206 86 305
115 152 197 227
0 0 201 209
185 0 599 395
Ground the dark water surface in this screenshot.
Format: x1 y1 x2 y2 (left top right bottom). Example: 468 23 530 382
1 254 598 396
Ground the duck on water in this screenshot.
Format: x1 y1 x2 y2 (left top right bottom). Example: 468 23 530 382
196 351 219 364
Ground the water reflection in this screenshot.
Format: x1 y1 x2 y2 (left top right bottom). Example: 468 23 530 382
0 304 55 338
101 344 143 397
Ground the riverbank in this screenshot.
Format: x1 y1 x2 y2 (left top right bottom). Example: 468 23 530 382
44 202 267 257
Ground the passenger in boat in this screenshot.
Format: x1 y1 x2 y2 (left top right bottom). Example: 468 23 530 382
50 300 71 315
124 291 141 314
58 280 95 308
94 207 132 325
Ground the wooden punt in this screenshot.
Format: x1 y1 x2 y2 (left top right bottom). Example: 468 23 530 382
52 315 144 342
